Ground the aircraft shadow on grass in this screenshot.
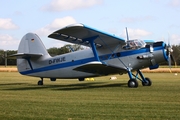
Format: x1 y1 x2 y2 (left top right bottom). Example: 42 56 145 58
0 83 29 86
2 82 127 91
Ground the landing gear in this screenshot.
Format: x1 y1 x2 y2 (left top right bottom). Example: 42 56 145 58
38 78 43 85
127 69 152 88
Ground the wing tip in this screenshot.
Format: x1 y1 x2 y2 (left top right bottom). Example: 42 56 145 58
66 23 84 28
48 23 84 38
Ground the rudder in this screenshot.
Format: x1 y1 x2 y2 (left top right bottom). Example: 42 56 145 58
16 33 51 73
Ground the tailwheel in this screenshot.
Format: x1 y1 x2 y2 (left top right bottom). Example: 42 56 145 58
142 78 152 86
38 80 43 85
128 79 138 88
38 78 43 85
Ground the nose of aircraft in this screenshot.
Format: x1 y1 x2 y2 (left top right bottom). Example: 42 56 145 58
161 42 168 62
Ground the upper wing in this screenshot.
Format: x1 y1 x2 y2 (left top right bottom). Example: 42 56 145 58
48 23 126 48
73 61 127 75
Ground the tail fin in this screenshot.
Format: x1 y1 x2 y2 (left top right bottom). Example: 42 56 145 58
18 33 49 56
12 33 51 73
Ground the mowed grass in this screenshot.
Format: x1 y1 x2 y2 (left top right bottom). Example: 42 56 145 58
0 72 180 120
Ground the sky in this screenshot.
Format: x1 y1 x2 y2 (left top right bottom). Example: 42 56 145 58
0 0 180 50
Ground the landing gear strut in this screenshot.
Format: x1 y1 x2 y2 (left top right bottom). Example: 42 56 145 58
38 78 43 85
127 69 152 88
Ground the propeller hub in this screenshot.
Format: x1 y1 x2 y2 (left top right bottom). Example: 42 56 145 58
166 45 173 56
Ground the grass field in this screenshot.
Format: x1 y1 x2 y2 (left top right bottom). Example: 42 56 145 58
0 72 180 120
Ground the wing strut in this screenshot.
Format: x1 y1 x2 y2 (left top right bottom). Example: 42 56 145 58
89 37 100 61
98 36 129 69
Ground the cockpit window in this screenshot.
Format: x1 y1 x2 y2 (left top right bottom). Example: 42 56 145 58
123 39 146 50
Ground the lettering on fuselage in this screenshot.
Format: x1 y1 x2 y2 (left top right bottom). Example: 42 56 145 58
49 57 66 64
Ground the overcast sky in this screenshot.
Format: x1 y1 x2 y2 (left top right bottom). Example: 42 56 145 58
1 0 180 50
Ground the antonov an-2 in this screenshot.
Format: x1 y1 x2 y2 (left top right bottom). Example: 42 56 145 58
11 23 172 88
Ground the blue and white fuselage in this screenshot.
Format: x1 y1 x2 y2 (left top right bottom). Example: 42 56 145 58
12 24 169 87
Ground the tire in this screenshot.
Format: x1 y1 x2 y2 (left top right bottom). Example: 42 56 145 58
128 79 138 88
142 78 152 86
38 80 43 85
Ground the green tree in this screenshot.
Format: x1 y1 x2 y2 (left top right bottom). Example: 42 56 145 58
7 50 17 65
172 45 180 65
64 44 84 52
47 44 84 56
47 47 69 56
0 50 17 65
0 49 4 65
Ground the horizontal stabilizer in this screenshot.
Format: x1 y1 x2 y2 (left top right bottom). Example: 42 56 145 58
9 53 43 59
74 61 127 75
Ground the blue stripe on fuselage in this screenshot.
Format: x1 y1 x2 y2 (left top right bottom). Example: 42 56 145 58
20 46 164 75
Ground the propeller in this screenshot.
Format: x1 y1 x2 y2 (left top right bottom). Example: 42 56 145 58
166 35 176 71
167 44 173 68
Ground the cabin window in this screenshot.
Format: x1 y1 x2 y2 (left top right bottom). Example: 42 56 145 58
123 39 146 50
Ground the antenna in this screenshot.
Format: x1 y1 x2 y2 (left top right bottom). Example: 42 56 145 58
125 27 129 41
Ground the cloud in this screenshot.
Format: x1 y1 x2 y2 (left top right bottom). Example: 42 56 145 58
0 18 18 30
35 16 77 36
0 34 19 50
168 0 180 7
120 16 155 23
170 34 180 45
42 0 103 12
121 28 152 39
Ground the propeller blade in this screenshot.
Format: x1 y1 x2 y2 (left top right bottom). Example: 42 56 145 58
125 27 129 41
170 54 177 68
166 37 173 71
168 53 171 69
164 33 176 72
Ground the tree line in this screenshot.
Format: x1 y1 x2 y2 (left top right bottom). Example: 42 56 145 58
0 44 84 66
0 44 180 66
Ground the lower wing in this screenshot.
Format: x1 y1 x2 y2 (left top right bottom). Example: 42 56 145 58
73 61 127 75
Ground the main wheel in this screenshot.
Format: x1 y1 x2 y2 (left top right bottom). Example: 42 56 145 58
142 78 152 86
38 80 43 85
128 79 138 88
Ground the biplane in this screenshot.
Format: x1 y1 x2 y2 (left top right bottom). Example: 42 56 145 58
11 23 172 88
